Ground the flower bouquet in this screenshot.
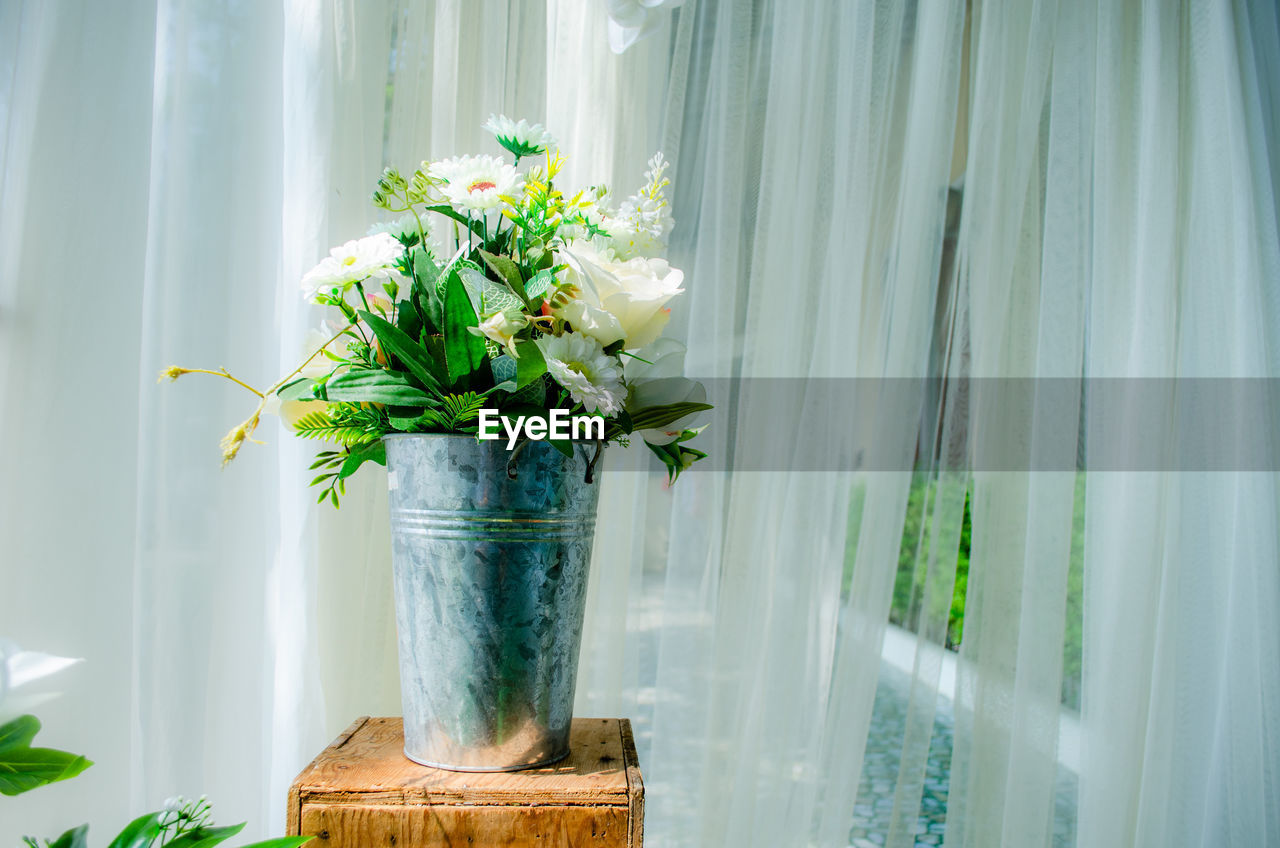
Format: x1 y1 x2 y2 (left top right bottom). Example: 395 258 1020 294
166 115 708 503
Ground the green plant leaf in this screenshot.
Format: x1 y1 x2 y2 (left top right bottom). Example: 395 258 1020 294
511 374 547 405
477 250 528 303
422 204 485 239
412 248 443 331
0 715 40 752
548 438 575 459
46 824 89 848
105 813 164 848
525 268 555 305
442 269 487 385
322 370 437 406
276 377 314 400
0 716 93 797
458 266 521 314
292 410 380 445
490 354 517 385
515 341 547 388
237 839 315 848
627 402 714 432
358 310 446 394
163 824 248 848
338 440 387 480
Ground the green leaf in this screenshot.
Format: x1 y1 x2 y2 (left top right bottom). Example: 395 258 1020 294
238 835 314 848
628 402 714 432
338 440 386 480
422 204 485 239
490 354 517 385
511 375 548 405
358 310 446 394
167 824 251 848
237 839 315 848
0 715 40 752
442 269 487 385
395 298 423 341
525 268 555 305
276 377 314 400
458 266 521 314
548 438 575 459
47 824 89 848
322 370 437 406
412 248 443 332
478 250 528 303
515 341 547 389
483 380 517 396
0 716 93 797
105 813 164 848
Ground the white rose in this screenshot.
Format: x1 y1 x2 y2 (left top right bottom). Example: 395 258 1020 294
559 241 684 350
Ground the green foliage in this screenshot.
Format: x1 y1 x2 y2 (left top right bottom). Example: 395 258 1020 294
394 392 487 434
515 341 546 388
320 370 437 407
292 409 380 446
885 474 971 650
442 270 486 385
308 438 387 508
849 472 1087 711
0 714 92 797
24 796 312 848
644 429 708 484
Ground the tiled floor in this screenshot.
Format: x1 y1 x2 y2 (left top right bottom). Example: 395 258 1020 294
849 662 1078 848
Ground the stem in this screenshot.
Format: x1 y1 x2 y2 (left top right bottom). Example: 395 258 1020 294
177 368 266 398
266 321 356 397
408 205 427 249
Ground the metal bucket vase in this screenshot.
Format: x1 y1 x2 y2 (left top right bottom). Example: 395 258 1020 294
383 433 602 771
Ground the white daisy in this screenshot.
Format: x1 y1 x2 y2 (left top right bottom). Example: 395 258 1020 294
427 154 523 212
483 114 556 159
537 331 627 416
300 232 405 301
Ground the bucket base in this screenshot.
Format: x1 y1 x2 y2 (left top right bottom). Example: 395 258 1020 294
402 745 572 773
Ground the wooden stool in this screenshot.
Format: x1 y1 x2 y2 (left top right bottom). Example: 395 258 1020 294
288 716 644 847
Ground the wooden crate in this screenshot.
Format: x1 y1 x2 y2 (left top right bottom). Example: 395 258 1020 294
287 716 644 848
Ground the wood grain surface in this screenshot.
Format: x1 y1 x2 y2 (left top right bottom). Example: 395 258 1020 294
288 717 643 847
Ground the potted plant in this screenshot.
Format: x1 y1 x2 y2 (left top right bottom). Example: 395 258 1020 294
165 116 710 771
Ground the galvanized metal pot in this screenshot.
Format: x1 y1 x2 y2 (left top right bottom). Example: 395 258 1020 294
383 433 602 771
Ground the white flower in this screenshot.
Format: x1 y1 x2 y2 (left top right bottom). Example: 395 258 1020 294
558 240 684 350
427 154 523 212
483 114 555 159
624 339 707 444
470 310 527 359
300 233 405 301
537 332 627 416
601 152 673 259
0 639 81 725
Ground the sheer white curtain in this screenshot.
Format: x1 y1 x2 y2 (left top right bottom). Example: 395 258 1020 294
905 1 1280 847
3 1 1279 847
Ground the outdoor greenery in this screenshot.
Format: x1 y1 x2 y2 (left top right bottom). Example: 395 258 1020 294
846 474 1086 712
